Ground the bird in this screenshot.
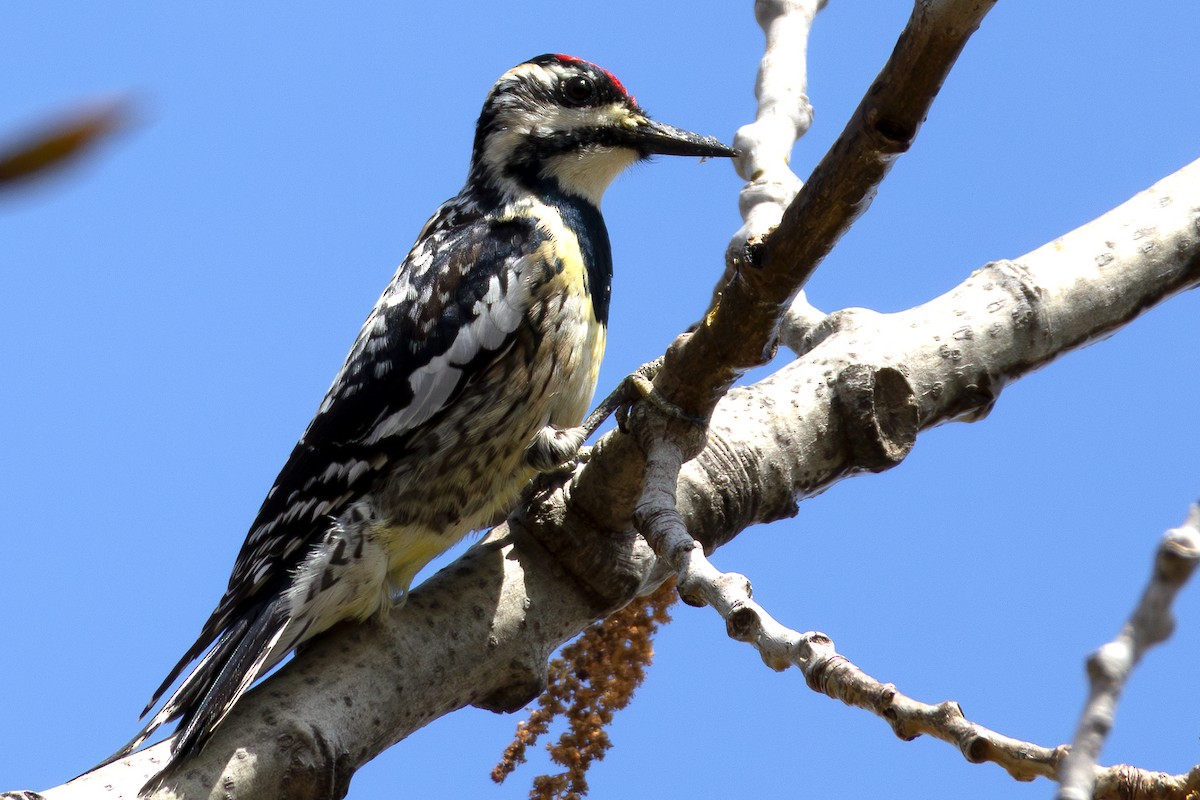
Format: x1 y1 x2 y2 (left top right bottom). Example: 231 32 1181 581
106 53 736 767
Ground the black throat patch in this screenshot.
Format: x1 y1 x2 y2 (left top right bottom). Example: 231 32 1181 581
534 179 613 325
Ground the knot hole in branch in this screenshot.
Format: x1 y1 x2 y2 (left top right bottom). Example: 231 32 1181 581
833 364 918 471
866 105 916 152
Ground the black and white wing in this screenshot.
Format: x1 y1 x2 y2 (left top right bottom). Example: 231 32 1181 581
123 202 552 761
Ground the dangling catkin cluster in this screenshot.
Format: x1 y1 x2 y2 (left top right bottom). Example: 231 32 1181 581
492 581 677 799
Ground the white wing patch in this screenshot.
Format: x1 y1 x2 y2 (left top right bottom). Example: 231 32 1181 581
366 361 461 444
363 250 535 446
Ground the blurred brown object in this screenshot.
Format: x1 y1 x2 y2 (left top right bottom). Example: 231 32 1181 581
0 100 129 191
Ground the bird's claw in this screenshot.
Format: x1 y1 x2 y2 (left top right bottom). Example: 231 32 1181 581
614 360 704 431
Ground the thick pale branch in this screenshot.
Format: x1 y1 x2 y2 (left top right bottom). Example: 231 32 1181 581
42 523 603 800
678 156 1200 555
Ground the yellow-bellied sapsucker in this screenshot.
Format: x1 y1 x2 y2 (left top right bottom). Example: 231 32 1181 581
109 53 735 765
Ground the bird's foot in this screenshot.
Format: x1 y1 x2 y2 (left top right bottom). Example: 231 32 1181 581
525 424 589 473
612 358 704 431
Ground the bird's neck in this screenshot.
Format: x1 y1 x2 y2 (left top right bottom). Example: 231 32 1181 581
468 147 634 212
462 166 614 326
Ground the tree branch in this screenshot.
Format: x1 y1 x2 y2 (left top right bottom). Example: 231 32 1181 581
569 0 999 535
30 144 1200 800
617 500 1200 798
676 155 1200 557
727 0 820 264
14 2 1200 796
1058 504 1200 800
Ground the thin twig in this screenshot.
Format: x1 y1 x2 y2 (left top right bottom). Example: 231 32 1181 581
635 497 1200 797
727 0 822 261
1057 504 1200 800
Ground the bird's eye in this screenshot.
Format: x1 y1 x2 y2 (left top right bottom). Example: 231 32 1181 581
561 75 595 105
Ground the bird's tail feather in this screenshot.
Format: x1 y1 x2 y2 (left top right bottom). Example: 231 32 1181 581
88 598 291 774
169 599 290 760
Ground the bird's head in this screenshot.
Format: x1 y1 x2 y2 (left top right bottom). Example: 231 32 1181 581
470 53 736 205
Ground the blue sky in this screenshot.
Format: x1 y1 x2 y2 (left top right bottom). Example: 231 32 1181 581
3 2 1199 798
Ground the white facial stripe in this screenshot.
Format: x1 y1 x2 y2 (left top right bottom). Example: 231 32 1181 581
542 103 630 134
480 99 639 198
501 61 555 87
